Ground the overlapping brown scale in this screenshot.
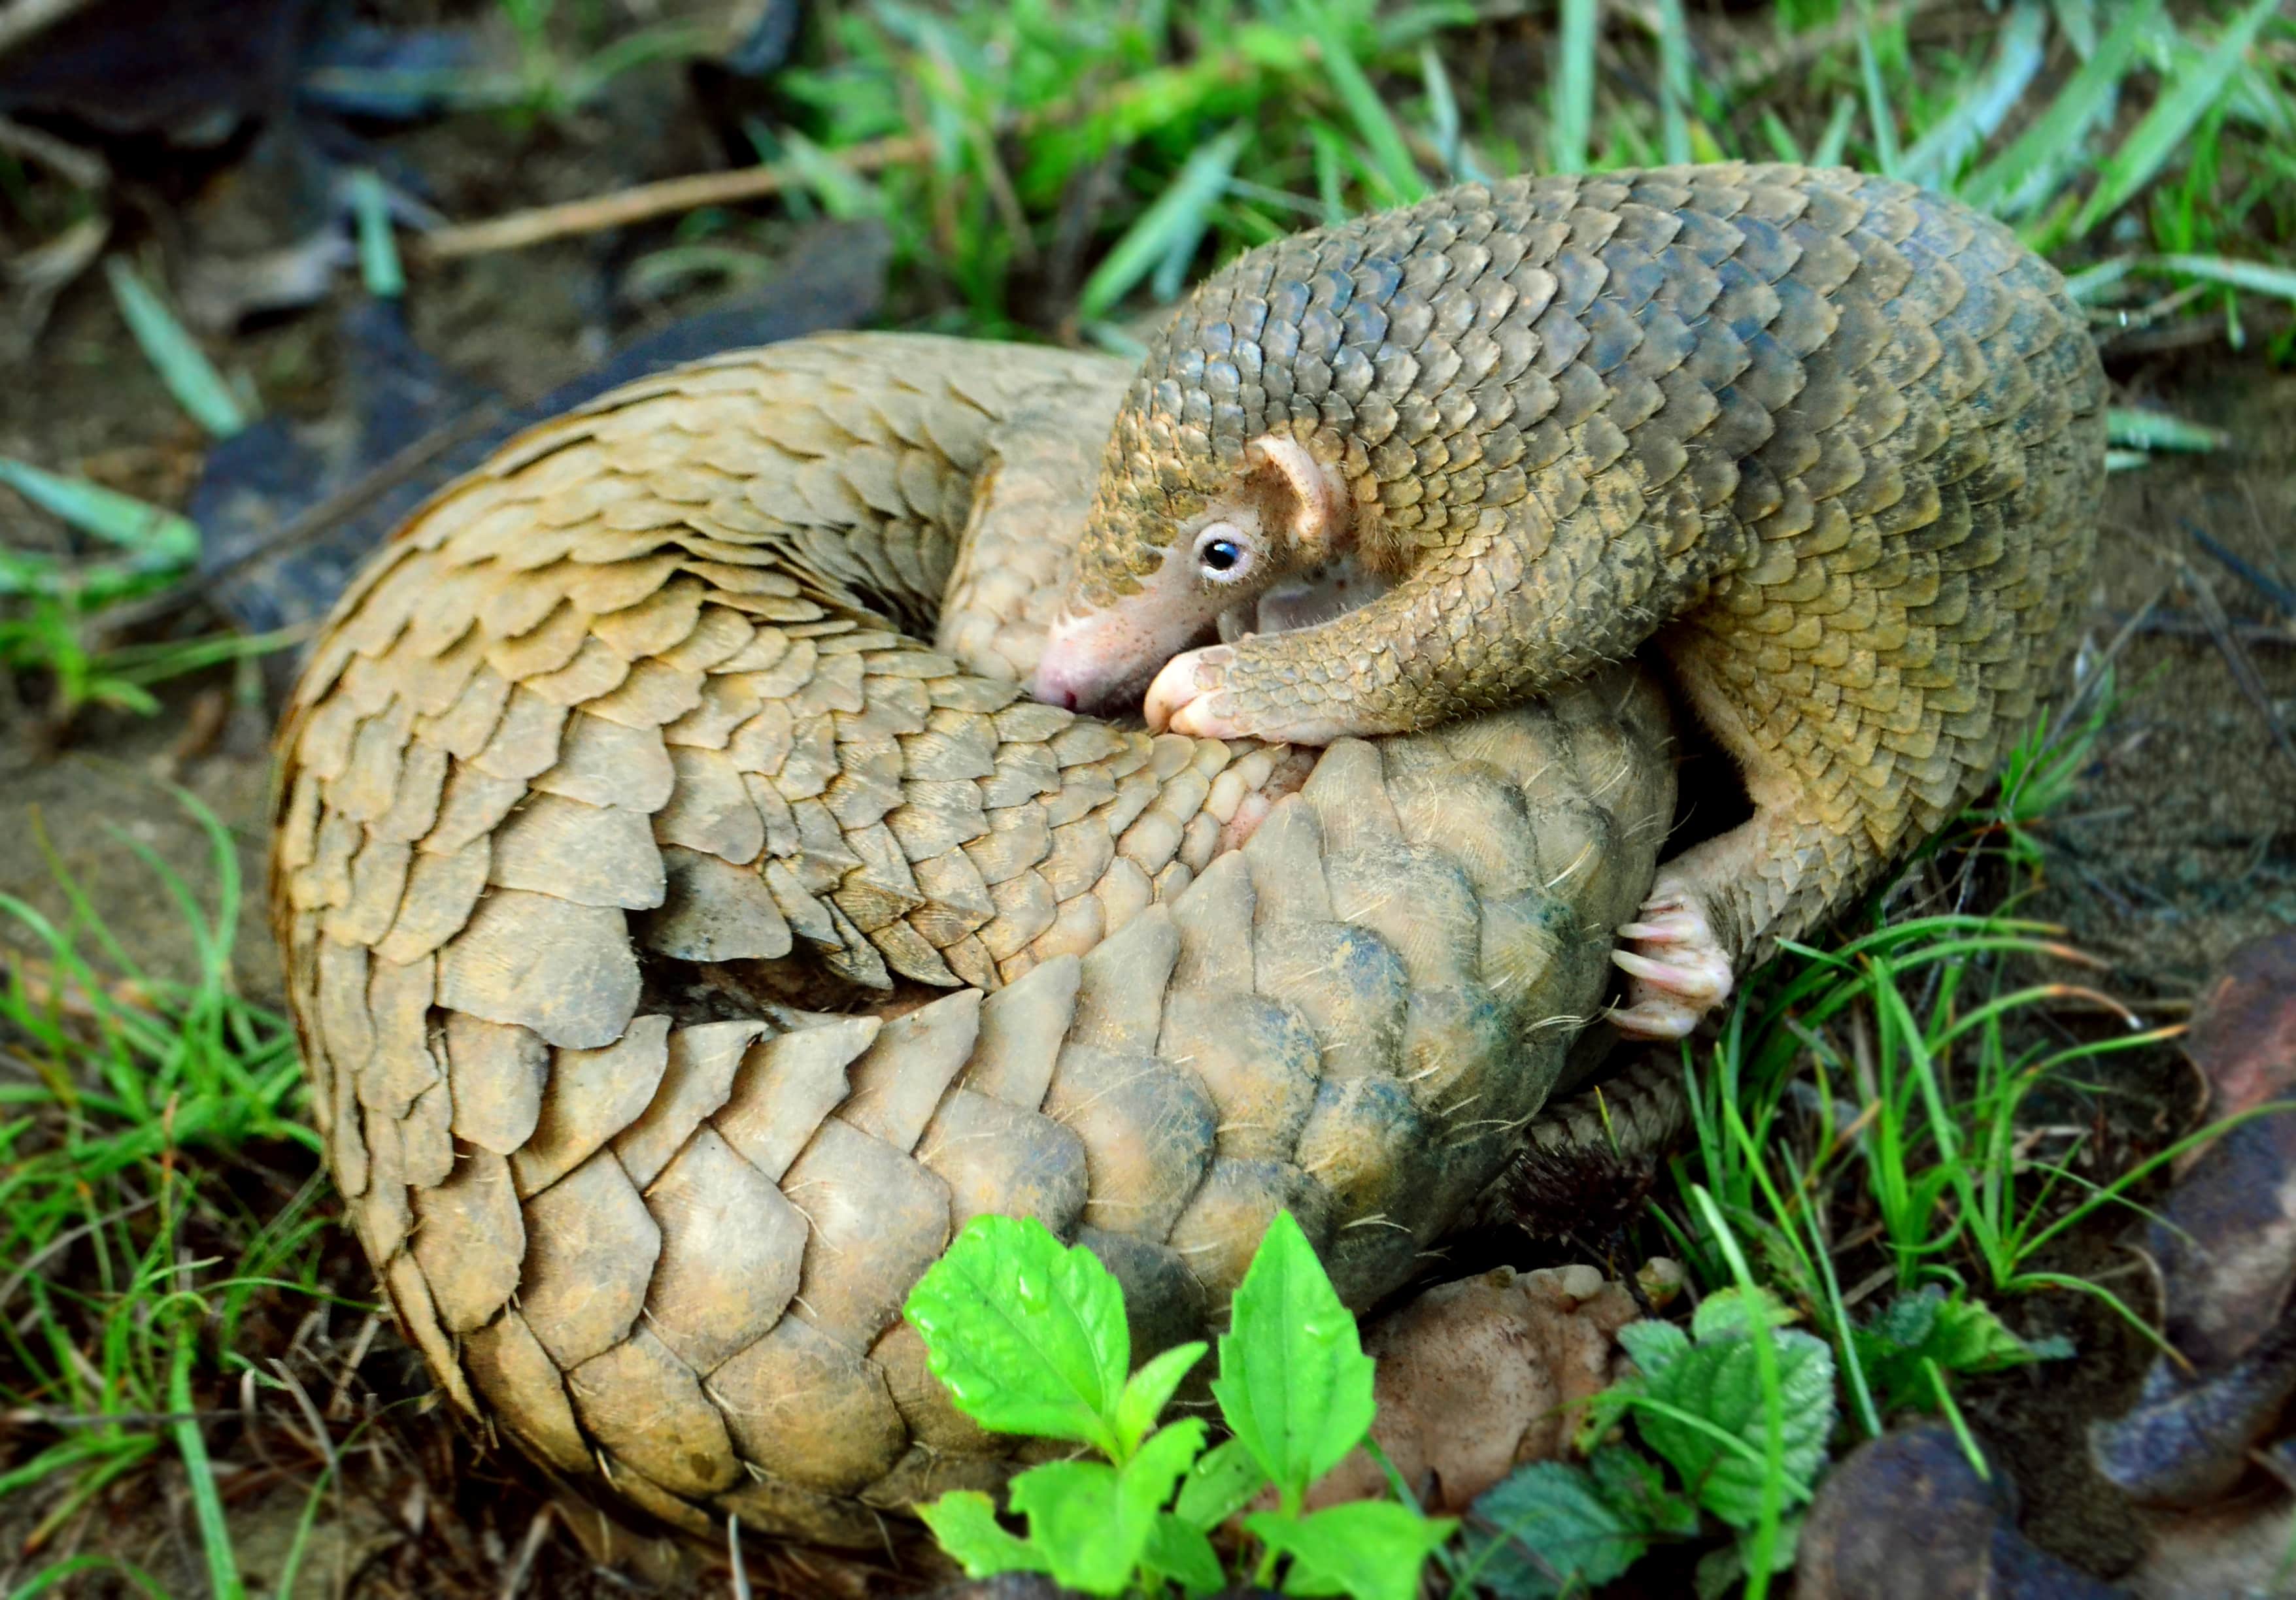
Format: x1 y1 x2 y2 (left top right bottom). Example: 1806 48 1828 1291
272 330 1680 1547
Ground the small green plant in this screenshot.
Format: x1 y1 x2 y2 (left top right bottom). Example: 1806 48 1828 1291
1464 1286 1836 1600
1849 1284 2069 1420
903 1210 1455 1598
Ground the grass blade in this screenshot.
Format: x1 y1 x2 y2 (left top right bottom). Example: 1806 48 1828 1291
101 259 250 439
1961 0 2159 217
2061 0 2280 246
2107 405 2229 454
1313 22 1425 203
2152 252 2296 305
169 1317 246 1600
1420 41 1462 177
0 458 199 567
1812 92 1859 169
1077 125 1249 320
1652 0 1694 166
1548 0 1597 175
1857 26 1902 179
348 169 405 299
1899 0 2048 191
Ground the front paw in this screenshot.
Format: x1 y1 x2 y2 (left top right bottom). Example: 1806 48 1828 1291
1144 646 1240 738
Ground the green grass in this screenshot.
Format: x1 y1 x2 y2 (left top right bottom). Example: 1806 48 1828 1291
601 0 2296 352
1649 688 2216 1454
0 795 338 1594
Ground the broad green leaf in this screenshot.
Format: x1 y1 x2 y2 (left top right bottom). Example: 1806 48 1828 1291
1468 1459 1655 1599
1636 1328 1836 1527
903 1215 1130 1456
1115 1340 1208 1458
1212 1210 1376 1508
1247 1500 1456 1600
1007 1420 1207 1595
913 1491 1051 1580
1690 1286 1798 1343
2063 0 2280 245
1174 1436 1268 1531
1143 1512 1228 1596
1589 1444 1700 1539
1615 1318 1690 1376
103 259 250 439
1853 1288 2068 1413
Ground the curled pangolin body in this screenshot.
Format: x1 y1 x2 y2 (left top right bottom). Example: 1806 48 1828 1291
270 333 1675 1544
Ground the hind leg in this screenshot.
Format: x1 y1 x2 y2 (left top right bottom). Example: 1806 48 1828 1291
1607 642 1887 1040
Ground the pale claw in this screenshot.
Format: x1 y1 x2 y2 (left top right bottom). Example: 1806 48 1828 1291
1144 646 1238 738
1608 888 1734 1041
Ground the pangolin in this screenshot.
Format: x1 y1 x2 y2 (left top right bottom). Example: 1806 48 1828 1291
1031 163 2107 1037
267 333 1678 1548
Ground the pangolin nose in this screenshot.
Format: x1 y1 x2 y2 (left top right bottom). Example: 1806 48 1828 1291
1030 659 1083 710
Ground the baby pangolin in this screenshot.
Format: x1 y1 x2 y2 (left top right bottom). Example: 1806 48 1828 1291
1032 163 2106 1037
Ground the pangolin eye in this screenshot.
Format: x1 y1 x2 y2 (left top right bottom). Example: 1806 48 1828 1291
1194 523 1251 582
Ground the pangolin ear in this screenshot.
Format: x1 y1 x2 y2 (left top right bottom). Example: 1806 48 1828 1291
1245 434 1347 561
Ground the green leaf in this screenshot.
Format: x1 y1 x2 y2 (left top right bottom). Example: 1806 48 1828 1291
1690 1286 1799 1343
1635 1327 1836 1527
103 258 251 439
1211 1210 1376 1509
1143 1512 1228 1596
1588 1444 1700 1540
1698 1513 1804 1599
2152 252 2296 305
1615 1318 1690 1376
915 1490 1053 1580
2108 404 2229 454
903 1215 1130 1457
1852 1288 2068 1413
1174 1436 1268 1531
1469 1459 1654 1598
1247 1501 1457 1600
1007 1420 1208 1595
2063 0 2280 245
1115 1340 1207 1458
